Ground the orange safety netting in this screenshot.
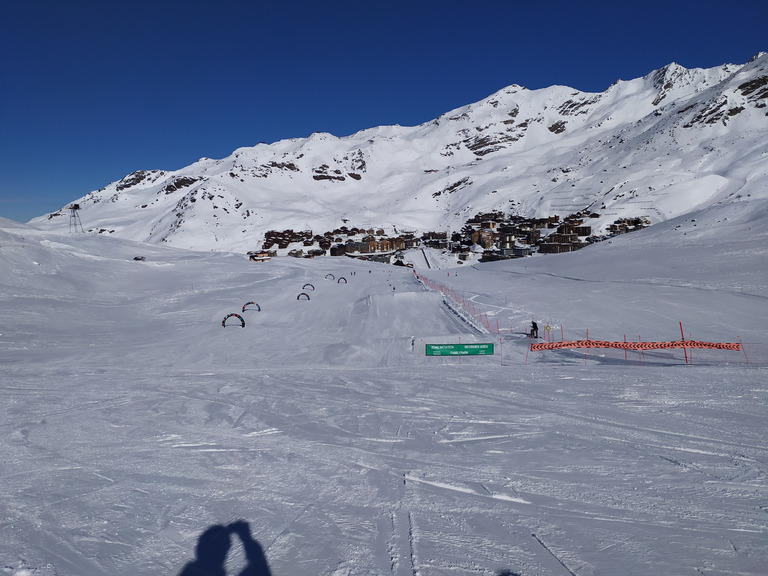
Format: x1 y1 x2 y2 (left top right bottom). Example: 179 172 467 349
530 340 741 351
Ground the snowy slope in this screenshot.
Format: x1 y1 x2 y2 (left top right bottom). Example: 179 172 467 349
2 181 767 575
29 54 768 253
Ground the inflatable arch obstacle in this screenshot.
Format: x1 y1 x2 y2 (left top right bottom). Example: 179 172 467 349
325 274 335 280
337 277 347 284
242 301 261 312
297 293 310 300
302 283 315 291
222 313 246 328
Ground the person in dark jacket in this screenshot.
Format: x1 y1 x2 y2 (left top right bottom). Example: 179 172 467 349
531 321 539 338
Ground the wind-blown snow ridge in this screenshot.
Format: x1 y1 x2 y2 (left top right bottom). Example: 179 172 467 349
30 54 768 253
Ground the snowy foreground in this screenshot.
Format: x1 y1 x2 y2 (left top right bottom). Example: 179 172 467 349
1 205 766 576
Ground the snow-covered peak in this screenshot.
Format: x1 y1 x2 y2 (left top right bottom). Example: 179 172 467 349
29 56 768 253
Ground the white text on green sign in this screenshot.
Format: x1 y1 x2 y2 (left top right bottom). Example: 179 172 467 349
425 343 494 356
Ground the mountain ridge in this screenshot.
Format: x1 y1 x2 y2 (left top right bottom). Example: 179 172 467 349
30 53 768 253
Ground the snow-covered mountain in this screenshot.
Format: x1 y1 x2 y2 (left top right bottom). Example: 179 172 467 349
31 53 768 252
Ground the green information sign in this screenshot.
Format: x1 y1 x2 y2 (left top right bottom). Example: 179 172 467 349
425 343 494 356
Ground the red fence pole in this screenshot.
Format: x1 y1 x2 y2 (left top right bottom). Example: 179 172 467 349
739 336 749 363
679 321 688 364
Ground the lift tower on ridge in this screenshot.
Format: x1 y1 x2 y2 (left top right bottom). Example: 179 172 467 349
69 203 84 233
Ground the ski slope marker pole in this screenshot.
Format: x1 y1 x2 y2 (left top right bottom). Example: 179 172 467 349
691 332 696 360
585 329 589 365
525 335 531 365
679 321 688 364
738 336 749 363
624 335 627 361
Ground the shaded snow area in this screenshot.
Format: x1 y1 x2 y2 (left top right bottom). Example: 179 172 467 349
1 205 766 576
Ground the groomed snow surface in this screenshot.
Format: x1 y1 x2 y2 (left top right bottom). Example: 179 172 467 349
1 201 766 576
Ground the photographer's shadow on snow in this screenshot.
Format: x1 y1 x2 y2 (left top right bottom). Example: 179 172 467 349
177 520 272 576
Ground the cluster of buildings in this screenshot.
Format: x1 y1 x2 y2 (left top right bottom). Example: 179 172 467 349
249 212 649 264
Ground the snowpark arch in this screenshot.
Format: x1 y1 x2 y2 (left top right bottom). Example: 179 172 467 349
222 313 245 328
242 302 261 312
297 293 310 301
302 283 315 291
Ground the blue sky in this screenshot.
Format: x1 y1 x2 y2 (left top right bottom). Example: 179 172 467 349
1 0 766 223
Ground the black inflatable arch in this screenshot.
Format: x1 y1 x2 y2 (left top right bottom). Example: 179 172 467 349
325 274 335 280
242 301 261 312
302 283 315 291
337 277 347 284
297 293 310 300
222 313 246 328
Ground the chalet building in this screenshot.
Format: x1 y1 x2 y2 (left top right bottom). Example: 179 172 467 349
609 217 649 234
248 251 273 262
548 232 579 244
365 253 392 264
522 229 541 244
499 246 532 257
538 243 576 254
378 238 393 252
498 233 517 250
470 229 495 249
344 241 367 253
